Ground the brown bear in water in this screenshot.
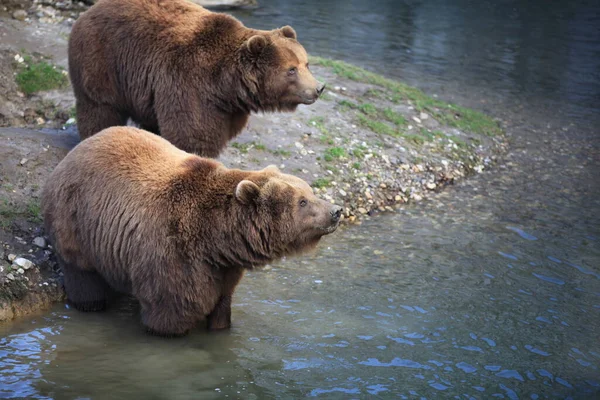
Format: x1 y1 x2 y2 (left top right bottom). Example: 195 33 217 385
42 126 342 336
68 0 325 157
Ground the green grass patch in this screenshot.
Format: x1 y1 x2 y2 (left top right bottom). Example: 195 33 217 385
338 99 358 111
382 108 407 126
357 114 398 137
0 198 41 228
352 162 361 169
312 178 331 189
231 142 249 153
271 149 291 157
323 147 346 161
358 103 377 115
310 56 502 136
15 57 68 95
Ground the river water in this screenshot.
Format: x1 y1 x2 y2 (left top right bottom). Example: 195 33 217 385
1 0 599 398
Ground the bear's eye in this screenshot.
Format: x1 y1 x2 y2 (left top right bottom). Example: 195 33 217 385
299 199 307 207
287 67 297 76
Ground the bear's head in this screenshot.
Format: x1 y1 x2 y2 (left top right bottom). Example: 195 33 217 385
235 165 342 259
242 26 325 112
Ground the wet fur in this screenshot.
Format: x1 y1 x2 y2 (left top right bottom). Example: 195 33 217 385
42 127 336 336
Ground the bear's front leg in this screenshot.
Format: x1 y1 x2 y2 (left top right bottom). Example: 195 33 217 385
140 301 197 338
207 295 232 330
207 267 245 331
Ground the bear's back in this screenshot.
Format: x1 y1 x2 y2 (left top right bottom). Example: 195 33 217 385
42 127 196 284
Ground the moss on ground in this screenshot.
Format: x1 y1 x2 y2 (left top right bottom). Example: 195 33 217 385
15 56 68 95
311 56 502 137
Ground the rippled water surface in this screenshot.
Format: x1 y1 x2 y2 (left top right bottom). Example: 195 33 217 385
1 0 599 398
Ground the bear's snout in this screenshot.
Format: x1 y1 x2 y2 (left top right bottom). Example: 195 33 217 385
316 83 326 96
330 205 343 222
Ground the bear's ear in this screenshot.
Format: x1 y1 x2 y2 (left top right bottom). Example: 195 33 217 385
262 164 280 173
245 35 268 57
280 25 297 40
236 180 261 204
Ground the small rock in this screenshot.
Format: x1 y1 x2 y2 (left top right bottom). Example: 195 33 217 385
8 254 17 262
419 112 429 120
395 195 402 202
13 257 34 270
426 182 437 190
12 10 27 21
358 207 368 214
19 158 28 166
16 268 25 274
7 273 15 281
33 237 47 248
364 190 372 199
374 250 384 255
412 116 422 124
294 142 304 149
338 189 347 197
379 183 387 189
35 117 45 125
413 194 423 201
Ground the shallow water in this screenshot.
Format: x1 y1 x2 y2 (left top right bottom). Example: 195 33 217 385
1 0 599 398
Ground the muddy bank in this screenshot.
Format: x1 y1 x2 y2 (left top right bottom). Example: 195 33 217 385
0 9 507 322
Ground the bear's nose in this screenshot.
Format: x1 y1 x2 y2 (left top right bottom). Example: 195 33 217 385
316 83 326 96
330 205 343 221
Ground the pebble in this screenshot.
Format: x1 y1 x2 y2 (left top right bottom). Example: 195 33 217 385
412 116 422 124
395 195 402 201
8 254 17 262
419 112 430 120
12 10 27 21
426 182 437 190
19 158 28 166
338 189 347 197
294 142 304 149
358 207 368 214
33 237 47 248
7 273 15 281
16 268 25 274
13 257 34 270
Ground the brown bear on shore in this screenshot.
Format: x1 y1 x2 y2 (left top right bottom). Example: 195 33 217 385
42 126 342 336
68 0 325 157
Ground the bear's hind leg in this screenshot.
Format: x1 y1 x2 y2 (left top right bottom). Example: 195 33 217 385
61 260 111 312
75 94 127 139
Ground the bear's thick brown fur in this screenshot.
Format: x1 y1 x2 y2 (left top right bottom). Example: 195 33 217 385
68 0 325 157
42 126 342 336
